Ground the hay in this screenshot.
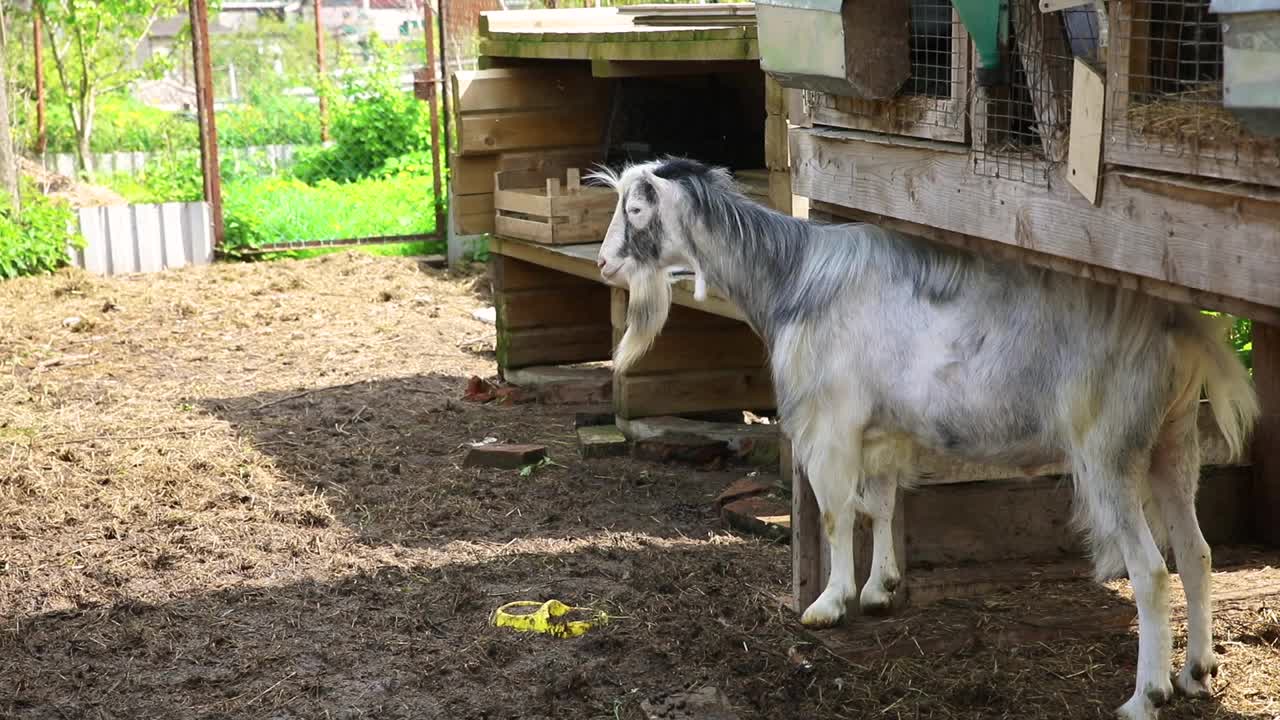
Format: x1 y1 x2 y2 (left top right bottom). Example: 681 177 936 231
1124 84 1278 148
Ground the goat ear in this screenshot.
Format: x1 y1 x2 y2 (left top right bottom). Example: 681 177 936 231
647 172 675 200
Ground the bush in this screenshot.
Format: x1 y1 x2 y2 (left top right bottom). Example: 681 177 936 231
293 40 431 184
0 184 83 280
217 94 323 148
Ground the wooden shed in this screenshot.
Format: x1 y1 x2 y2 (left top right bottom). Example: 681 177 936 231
450 4 801 428
767 0 1280 613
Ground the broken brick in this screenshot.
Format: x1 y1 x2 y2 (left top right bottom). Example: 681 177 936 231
463 443 547 469
721 495 791 541
577 425 628 459
714 477 774 509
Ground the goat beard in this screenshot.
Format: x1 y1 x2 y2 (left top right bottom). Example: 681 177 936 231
614 265 672 374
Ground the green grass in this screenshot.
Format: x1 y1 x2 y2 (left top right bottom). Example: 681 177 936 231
222 174 443 255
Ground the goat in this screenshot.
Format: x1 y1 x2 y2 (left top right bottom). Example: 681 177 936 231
590 158 1258 720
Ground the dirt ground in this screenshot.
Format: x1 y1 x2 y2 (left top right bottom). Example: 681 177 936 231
1 253 1277 720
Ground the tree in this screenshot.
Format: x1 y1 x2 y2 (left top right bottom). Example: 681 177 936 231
0 1 19 210
35 0 184 174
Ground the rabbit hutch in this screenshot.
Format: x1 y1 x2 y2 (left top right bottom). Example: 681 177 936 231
450 5 803 445
762 0 1280 617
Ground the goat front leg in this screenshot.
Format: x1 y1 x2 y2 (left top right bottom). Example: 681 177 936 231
858 472 902 614
799 442 862 628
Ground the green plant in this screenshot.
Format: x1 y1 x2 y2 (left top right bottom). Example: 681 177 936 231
0 182 83 279
293 39 432 184
1202 310 1253 372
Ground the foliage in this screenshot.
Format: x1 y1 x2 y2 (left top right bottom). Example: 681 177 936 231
293 39 431 184
34 0 187 169
1203 311 1253 372
219 95 323 148
221 174 441 256
0 181 83 280
210 17 318 98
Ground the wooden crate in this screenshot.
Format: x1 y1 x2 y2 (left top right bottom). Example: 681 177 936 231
494 167 616 245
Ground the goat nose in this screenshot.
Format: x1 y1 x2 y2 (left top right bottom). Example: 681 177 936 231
597 257 606 269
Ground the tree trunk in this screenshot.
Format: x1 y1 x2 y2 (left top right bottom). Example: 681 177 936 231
76 94 95 176
0 0 19 212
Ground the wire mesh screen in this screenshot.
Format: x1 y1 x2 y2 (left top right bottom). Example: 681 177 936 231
800 0 968 138
1109 0 1280 166
972 1 1100 186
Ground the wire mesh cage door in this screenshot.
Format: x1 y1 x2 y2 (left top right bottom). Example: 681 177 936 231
1105 0 1280 187
803 0 971 143
970 0 1101 186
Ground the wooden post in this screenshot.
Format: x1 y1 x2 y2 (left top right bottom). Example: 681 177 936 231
1254 322 1280 546
790 442 826 615
189 0 224 247
314 0 329 142
436 0 451 163
34 12 47 155
422 0 444 239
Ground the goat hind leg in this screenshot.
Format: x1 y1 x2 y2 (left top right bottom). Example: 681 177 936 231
858 472 902 615
1079 456 1174 720
1149 412 1217 698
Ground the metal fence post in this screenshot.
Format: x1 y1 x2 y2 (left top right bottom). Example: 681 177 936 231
190 0 225 247
423 0 445 239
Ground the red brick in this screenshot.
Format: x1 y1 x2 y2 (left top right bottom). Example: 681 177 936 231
714 477 775 509
463 443 547 469
721 495 791 540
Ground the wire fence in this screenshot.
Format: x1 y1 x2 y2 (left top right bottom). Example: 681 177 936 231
971 0 1100 186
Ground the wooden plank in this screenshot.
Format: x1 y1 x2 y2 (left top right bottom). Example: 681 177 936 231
1067 57 1105 205
453 193 494 217
451 155 499 196
620 326 767 374
452 67 608 115
1105 142 1280 191
492 253 598 292
499 325 614 370
494 188 554 217
768 169 792 214
614 367 775 418
590 59 758 78
791 445 826 615
1254 322 1280 546
790 128 1280 311
457 107 609 155
765 114 788 172
816 201 1280 328
480 7 634 35
160 202 186 270
491 236 746 321
479 37 759 63
497 285 611 329
106 205 137 275
457 210 495 235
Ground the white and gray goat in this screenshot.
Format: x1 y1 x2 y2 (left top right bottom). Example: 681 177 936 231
591 158 1258 720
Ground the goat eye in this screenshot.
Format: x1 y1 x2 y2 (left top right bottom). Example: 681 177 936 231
628 207 641 215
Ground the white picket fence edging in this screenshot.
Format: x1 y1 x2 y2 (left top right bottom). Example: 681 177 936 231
40 143 314 177
70 202 213 276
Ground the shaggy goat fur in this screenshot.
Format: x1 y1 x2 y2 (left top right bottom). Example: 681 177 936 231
592 158 1258 720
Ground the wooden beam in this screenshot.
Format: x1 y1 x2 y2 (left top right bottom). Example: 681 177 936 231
479 37 758 63
791 128 1280 313
813 201 1280 328
590 59 758 77
490 236 746 321
791 448 826 615
1067 58 1105 205
1254 322 1280 546
457 108 608 155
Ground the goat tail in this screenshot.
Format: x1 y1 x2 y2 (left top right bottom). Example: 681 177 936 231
1181 311 1259 461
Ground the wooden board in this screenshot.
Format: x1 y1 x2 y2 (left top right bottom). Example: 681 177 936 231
1254 322 1280 546
479 37 759 63
590 59 758 78
451 154 500 196
1067 57 1105 205
490 236 746 321
500 325 613 369
491 254 613 372
790 128 1280 312
452 67 608 115
457 107 610 155
816 200 1280 328
614 367 775 418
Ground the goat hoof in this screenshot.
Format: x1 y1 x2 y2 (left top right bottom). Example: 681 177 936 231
1116 694 1160 720
859 581 897 616
1175 661 1216 699
800 590 847 628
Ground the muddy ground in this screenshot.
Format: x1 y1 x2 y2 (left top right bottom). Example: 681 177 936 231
1 253 1277 720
